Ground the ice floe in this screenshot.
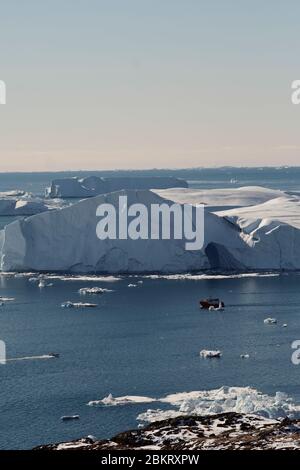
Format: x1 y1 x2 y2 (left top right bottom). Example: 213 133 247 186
0 190 26 198
200 350 222 358
61 301 98 308
87 386 300 423
78 287 113 295
44 275 120 282
38 279 53 288
0 296 15 302
88 393 157 407
28 277 40 283
264 318 277 324
138 387 300 423
144 273 280 280
61 415 80 421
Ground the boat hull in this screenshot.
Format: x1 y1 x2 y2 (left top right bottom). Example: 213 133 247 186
200 300 225 309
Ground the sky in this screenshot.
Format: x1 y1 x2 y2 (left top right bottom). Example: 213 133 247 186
0 0 300 171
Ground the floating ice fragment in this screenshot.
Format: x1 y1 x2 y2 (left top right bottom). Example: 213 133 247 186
200 350 222 358
264 318 277 324
61 301 98 309
61 415 80 421
38 279 53 288
0 296 15 302
88 393 157 407
78 287 112 295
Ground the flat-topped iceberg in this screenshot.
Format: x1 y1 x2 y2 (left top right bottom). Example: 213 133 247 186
0 189 246 273
46 175 188 198
1 188 300 273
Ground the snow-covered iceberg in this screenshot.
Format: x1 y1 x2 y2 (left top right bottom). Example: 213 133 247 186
0 189 247 273
136 386 300 422
219 195 300 230
1 188 300 273
218 195 300 270
46 175 188 198
86 386 300 421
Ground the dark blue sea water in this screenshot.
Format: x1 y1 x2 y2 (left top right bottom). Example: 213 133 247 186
0 273 300 449
0 168 300 449
0 166 300 196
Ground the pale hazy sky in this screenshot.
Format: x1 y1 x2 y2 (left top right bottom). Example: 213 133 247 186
0 0 300 171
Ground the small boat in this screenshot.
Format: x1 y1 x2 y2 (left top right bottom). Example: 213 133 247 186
61 415 80 421
49 353 60 358
200 298 225 310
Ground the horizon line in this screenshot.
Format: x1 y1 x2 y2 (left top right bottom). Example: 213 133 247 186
0 165 299 174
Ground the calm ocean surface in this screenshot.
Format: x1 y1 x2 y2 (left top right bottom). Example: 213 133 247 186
0 168 300 449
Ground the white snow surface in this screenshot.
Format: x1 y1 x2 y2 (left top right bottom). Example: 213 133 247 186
154 186 284 210
219 195 300 230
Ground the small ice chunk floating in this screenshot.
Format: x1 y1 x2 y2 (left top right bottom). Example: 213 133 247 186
61 301 98 309
200 349 222 358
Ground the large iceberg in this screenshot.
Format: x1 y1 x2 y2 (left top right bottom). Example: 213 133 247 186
0 190 247 273
1 188 300 273
45 175 188 198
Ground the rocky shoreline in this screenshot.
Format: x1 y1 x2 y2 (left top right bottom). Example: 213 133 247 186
35 412 300 451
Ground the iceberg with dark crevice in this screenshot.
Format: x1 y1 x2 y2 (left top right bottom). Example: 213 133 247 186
0 190 246 273
1 188 300 273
